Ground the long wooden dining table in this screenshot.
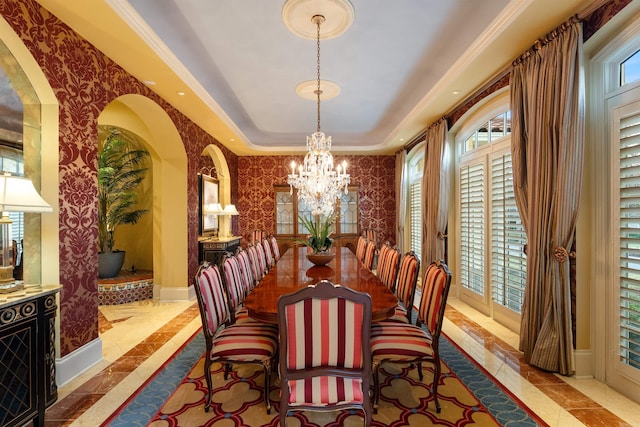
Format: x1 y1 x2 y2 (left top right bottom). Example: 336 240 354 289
244 245 399 324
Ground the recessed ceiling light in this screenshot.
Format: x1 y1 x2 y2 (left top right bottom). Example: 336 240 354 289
177 91 185 96
142 80 156 85
452 90 461 95
400 138 404 142
230 139 235 142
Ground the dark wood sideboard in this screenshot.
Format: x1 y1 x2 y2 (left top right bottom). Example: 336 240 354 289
198 236 241 265
0 285 61 427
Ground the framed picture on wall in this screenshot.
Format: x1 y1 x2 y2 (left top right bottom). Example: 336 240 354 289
198 174 219 236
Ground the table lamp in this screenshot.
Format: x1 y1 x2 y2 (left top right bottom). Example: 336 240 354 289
220 204 239 238
0 173 52 292
203 203 223 238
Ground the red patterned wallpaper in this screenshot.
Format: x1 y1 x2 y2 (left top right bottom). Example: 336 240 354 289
237 155 396 245
1 0 238 356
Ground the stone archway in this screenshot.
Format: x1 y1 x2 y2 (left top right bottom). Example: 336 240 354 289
99 95 189 299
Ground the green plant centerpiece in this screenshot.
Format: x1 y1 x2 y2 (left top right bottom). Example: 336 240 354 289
297 213 336 267
97 126 150 278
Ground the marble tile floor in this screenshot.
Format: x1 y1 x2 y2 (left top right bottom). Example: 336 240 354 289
39 297 640 426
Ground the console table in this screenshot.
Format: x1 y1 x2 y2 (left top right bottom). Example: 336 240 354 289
0 285 61 427
198 236 241 265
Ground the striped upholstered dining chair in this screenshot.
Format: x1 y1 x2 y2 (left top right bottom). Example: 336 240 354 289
254 241 270 277
261 237 275 269
369 260 451 414
385 251 421 324
268 234 281 262
375 242 401 293
221 253 255 324
250 228 268 245
236 247 257 293
355 235 367 263
362 239 377 271
193 262 278 414
277 280 373 427
246 244 264 283
362 228 378 245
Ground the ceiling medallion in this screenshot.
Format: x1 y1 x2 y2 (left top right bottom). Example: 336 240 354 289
295 79 340 101
282 0 355 40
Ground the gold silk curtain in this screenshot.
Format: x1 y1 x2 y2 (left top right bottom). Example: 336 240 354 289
395 150 407 253
510 17 584 375
421 118 450 268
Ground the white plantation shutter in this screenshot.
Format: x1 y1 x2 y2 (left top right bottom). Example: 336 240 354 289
410 181 422 262
491 153 526 313
460 163 485 296
617 106 640 371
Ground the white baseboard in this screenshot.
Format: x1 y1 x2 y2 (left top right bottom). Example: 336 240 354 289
56 337 103 387
158 284 195 302
574 349 594 379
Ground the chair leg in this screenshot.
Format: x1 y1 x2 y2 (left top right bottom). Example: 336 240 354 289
363 385 373 427
263 362 272 415
203 357 213 412
223 362 232 380
372 361 381 414
432 357 442 413
279 387 289 427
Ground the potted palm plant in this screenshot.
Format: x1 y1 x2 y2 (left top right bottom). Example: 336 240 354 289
97 126 150 278
297 213 336 266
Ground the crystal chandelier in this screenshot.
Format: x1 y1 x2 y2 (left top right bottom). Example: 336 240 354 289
287 14 350 217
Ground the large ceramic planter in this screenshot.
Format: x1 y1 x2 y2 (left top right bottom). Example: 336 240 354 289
98 251 126 278
306 251 335 267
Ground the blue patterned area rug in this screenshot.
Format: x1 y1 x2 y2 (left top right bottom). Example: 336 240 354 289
103 329 547 427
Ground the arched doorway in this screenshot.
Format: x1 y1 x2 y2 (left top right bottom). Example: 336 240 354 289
99 95 189 298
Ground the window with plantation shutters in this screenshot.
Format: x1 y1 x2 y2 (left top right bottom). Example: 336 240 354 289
410 181 422 262
460 162 485 296
615 103 640 371
490 153 526 314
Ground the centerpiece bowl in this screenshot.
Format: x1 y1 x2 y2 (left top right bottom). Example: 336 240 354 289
306 252 335 267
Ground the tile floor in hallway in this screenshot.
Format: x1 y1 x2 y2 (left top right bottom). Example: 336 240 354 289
42 297 640 426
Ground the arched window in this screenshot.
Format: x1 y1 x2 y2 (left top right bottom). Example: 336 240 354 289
455 91 526 332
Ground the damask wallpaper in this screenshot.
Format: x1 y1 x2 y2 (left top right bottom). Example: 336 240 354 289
237 155 396 246
0 0 238 356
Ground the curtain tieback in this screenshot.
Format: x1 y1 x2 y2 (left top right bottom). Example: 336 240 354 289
437 232 447 240
553 246 569 263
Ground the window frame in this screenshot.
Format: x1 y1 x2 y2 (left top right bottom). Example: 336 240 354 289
454 90 524 331
273 184 360 239
407 144 424 263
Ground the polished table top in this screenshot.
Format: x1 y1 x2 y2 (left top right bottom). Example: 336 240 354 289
244 245 399 323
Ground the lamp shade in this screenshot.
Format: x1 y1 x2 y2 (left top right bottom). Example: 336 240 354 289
222 204 239 215
0 174 52 213
203 203 223 214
